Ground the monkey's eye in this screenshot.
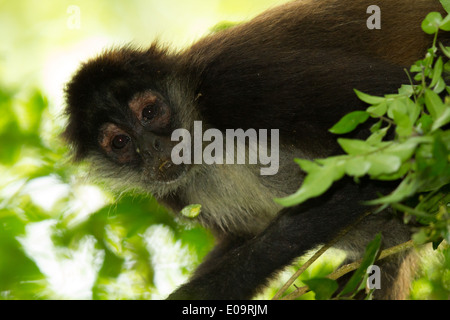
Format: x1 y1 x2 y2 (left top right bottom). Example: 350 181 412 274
112 134 131 150
142 105 158 122
129 91 171 130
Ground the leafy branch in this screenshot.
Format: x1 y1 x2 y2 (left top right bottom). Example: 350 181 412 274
275 6 450 249
274 2 450 300
275 237 415 300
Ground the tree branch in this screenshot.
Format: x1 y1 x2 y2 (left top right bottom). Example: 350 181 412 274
279 239 416 300
272 210 373 300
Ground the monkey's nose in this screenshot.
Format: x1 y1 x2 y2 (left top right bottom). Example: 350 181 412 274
137 134 162 155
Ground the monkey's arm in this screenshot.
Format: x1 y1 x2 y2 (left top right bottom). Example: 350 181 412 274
167 179 381 300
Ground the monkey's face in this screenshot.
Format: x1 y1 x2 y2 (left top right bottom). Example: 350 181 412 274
96 90 188 185
63 48 192 192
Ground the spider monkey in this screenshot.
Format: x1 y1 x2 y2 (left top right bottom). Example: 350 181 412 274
63 0 448 299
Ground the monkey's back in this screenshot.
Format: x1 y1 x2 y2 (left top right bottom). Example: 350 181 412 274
181 0 445 157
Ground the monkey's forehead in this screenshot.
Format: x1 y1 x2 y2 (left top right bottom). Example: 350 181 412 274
69 45 174 85
65 57 176 109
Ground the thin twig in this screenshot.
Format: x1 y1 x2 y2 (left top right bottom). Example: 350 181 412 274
271 234 339 300
280 239 416 300
272 210 373 300
391 202 435 219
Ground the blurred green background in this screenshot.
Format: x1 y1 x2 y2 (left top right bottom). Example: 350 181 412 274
0 0 448 300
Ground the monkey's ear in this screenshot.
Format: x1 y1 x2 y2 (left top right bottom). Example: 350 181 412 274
60 115 92 162
62 71 106 162
62 74 94 161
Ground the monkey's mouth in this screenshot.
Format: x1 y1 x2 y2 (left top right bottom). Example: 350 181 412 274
144 158 190 185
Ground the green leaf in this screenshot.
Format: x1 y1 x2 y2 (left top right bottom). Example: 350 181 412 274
418 114 434 133
430 57 443 87
329 111 369 134
414 73 423 82
412 229 430 245
398 85 414 97
354 89 385 105
181 204 202 218
344 157 371 177
440 0 450 14
384 138 428 162
430 134 449 176
366 126 389 144
405 98 421 125
410 60 423 73
433 77 446 94
374 162 411 181
415 143 433 172
366 173 419 205
366 154 401 177
337 139 420 178
275 159 345 206
337 138 377 155
425 89 446 119
392 109 413 137
445 61 450 73
440 12 450 30
370 120 382 133
431 106 450 131
387 98 407 119
303 278 338 300
421 12 443 34
440 44 450 59
339 234 382 297
366 102 387 117
274 172 332 206
294 158 320 173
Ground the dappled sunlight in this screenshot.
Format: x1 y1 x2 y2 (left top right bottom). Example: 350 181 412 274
144 225 197 299
22 176 71 212
62 184 110 228
18 220 104 299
